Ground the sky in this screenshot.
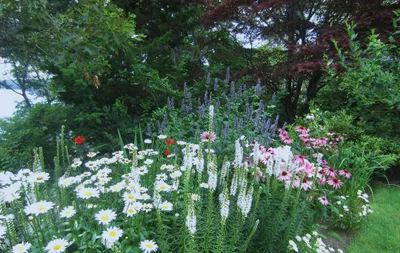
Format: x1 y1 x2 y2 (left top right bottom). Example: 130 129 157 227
0 57 45 118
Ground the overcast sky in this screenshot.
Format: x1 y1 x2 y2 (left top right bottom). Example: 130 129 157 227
0 58 24 118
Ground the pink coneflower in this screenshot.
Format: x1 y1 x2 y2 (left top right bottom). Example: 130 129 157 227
339 169 352 179
325 167 336 177
303 161 316 177
293 155 306 166
328 177 344 189
282 137 293 144
278 129 293 144
317 169 325 178
278 171 292 181
200 132 216 142
318 196 329 205
301 178 313 191
295 126 310 134
317 176 326 185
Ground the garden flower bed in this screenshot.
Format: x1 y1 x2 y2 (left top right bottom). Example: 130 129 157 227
0 104 375 253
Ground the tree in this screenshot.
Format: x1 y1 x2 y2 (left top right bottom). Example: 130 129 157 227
201 0 400 122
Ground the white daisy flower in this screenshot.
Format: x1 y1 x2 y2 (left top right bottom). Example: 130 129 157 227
123 192 142 203
143 159 153 165
137 166 148 175
144 139 152 144
166 165 175 172
200 183 209 188
102 226 123 248
24 201 54 216
87 152 98 158
156 174 168 181
191 194 200 201
155 182 171 192
170 171 182 179
140 239 158 253
109 183 124 193
141 193 151 200
45 238 69 253
126 183 141 192
85 161 99 170
60 206 76 218
77 187 100 199
28 172 50 184
95 209 117 225
157 135 167 139
124 202 143 217
124 143 138 150
142 204 153 213
12 242 32 253
158 201 173 211
71 160 82 168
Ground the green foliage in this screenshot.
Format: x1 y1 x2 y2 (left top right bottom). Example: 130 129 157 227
0 103 74 171
321 19 400 157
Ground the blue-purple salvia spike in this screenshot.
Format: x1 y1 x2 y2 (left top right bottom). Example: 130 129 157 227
181 99 185 112
214 78 219 91
206 72 211 86
146 123 152 137
225 67 230 85
272 92 276 101
282 122 287 131
204 91 208 105
230 81 236 100
255 78 262 96
266 138 271 148
235 117 238 131
265 119 271 131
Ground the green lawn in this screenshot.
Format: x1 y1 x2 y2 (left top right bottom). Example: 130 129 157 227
346 185 400 253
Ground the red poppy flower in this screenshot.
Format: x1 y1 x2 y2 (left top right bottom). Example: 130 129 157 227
166 138 177 146
165 149 171 156
74 136 85 145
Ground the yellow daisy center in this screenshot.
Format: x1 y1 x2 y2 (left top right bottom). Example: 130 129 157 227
128 209 134 213
18 246 24 250
146 243 153 249
101 215 110 221
37 176 43 180
163 205 169 209
109 231 117 237
38 206 45 211
53 244 61 250
84 192 93 196
160 185 166 190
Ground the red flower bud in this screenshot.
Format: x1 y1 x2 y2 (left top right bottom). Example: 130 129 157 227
165 149 171 156
74 136 85 145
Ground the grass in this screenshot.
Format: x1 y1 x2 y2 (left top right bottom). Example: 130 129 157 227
346 185 400 253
